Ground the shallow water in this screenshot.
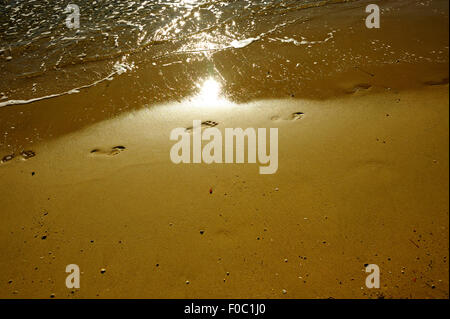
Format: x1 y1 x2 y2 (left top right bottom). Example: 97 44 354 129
0 0 448 106
0 0 364 102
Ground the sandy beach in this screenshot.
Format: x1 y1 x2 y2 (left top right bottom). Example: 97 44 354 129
0 0 448 299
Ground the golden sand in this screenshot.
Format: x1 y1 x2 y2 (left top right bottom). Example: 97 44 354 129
0 0 448 299
0 84 448 298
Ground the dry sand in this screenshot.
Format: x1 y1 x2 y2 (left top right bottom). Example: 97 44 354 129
0 0 448 299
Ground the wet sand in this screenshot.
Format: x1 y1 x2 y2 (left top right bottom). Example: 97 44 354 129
0 0 449 299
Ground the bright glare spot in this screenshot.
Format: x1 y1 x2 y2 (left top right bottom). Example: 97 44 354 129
194 78 222 104
201 78 220 97
188 77 233 109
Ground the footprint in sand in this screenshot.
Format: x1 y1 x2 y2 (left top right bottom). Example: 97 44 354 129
20 150 36 159
1 153 15 164
271 112 305 122
90 146 126 157
347 83 372 94
271 115 281 121
1 150 36 164
424 78 449 86
185 121 219 133
290 112 305 121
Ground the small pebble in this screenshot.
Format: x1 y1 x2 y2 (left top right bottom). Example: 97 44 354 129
282 289 287 294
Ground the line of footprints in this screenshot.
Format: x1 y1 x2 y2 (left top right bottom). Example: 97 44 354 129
1 146 128 164
1 150 35 164
1 112 305 163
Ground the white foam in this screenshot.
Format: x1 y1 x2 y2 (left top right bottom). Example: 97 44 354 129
113 61 134 75
270 31 336 46
0 61 135 108
230 37 260 49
